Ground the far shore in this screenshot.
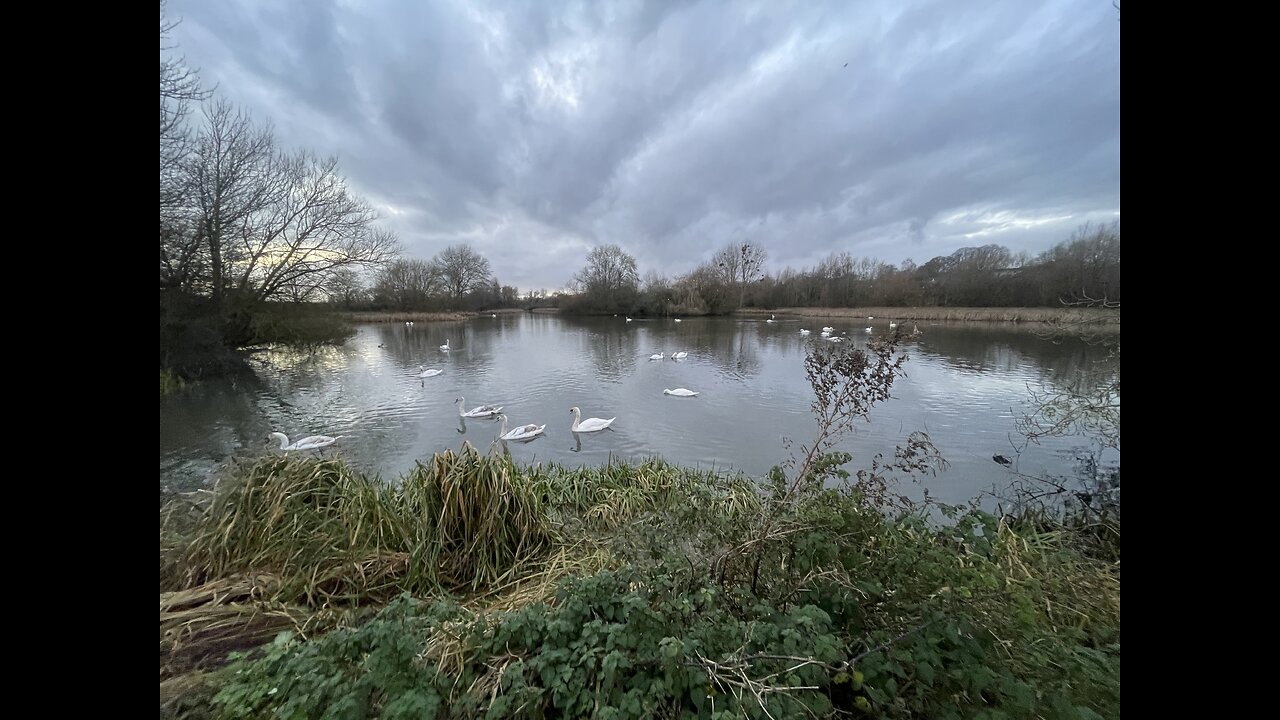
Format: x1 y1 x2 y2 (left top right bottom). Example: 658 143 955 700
734 306 1120 324
343 306 1118 325
343 308 526 323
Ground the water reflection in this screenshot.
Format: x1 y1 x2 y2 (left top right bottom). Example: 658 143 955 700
161 315 1117 506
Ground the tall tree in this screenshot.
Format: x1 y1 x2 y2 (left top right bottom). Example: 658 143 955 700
374 259 438 310
160 1 210 211
574 244 640 311
432 244 493 303
714 241 769 308
184 101 398 312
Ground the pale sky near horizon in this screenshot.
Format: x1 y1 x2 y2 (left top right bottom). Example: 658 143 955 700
166 0 1120 292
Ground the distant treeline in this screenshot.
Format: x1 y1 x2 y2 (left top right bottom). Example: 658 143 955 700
556 221 1119 316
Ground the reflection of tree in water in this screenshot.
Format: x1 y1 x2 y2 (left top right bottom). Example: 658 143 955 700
557 316 637 380
700 320 762 380
160 368 272 490
368 324 496 373
909 323 1109 386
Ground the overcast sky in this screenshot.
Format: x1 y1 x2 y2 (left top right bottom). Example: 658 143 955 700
166 0 1120 292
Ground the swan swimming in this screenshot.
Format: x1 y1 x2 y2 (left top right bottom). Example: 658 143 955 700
440 339 451 351
456 396 503 419
269 432 342 451
649 352 664 360
663 388 699 397
889 322 898 329
625 317 633 322
497 414 546 441
822 326 834 333
570 406 616 433
865 327 873 333
672 350 688 359
799 329 811 335
673 318 682 323
418 366 443 378
765 314 776 323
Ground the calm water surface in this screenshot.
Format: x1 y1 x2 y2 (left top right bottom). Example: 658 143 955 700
160 315 1118 505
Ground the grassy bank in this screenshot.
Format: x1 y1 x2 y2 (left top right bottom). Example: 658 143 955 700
161 450 1118 719
737 306 1121 325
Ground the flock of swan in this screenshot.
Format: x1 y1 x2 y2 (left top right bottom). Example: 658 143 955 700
796 320 920 342
271 314 918 455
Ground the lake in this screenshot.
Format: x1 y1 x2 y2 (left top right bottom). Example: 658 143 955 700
159 314 1118 506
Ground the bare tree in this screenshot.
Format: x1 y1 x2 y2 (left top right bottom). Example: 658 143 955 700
714 241 769 308
160 1 212 213
186 101 399 310
431 244 493 303
324 268 369 308
374 259 439 310
189 100 279 304
679 264 731 315
573 244 640 311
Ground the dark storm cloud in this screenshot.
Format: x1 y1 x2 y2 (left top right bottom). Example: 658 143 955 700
168 0 1120 291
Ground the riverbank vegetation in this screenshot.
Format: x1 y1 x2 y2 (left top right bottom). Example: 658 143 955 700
737 306 1120 325
160 333 1120 719
557 223 1119 317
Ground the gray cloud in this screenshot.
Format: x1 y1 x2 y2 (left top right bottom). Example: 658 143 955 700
169 0 1120 291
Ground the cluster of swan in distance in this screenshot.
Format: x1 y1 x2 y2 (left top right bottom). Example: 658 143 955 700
275 312 923 455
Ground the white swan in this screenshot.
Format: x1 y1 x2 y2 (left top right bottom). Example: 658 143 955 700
889 322 898 329
865 327 873 333
570 406 616 433
456 396 502 419
820 330 831 337
269 432 342 451
672 350 688 359
418 366 443 378
497 414 545 441
440 339 451 351
765 314 776 323
491 313 497 318
649 352 664 360
625 317 633 322
673 318 682 323
822 326 834 333
663 388 699 397
799 329 811 335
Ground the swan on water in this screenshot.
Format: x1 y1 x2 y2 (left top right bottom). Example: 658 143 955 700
649 352 664 360
269 432 342 451
569 406 616 433
672 350 689 359
456 396 502 419
498 414 546 441
663 388 699 397
440 339 451 351
418 366 443 378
